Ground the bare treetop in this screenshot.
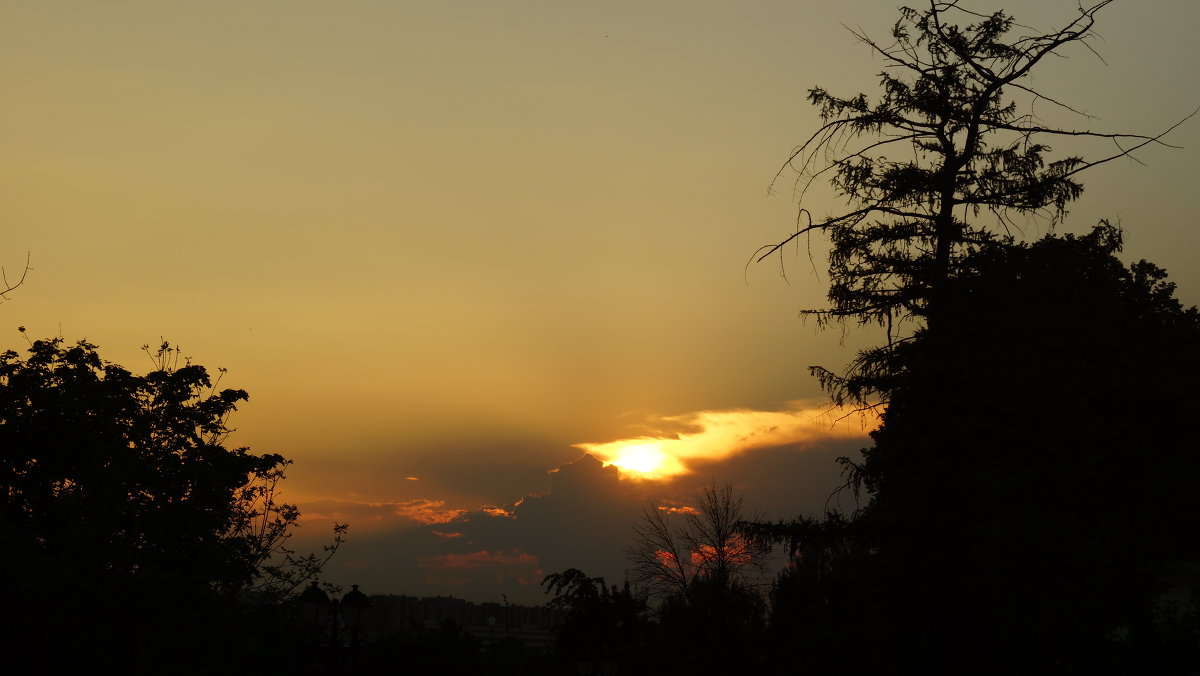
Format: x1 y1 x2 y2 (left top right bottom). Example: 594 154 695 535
627 482 771 601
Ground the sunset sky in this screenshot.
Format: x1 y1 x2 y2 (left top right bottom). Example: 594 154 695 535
3 0 1198 603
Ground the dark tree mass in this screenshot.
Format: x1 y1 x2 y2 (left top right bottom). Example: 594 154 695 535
3 2 1197 674
762 228 1200 672
0 340 341 672
627 482 770 673
758 0 1190 409
748 1 1200 673
869 228 1200 670
544 3 1198 674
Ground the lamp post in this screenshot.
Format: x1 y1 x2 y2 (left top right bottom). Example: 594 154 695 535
298 581 372 673
299 581 332 647
340 584 372 667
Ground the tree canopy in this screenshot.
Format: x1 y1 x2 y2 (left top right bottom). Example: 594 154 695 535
757 0 1191 409
756 227 1200 671
542 568 650 668
0 339 342 671
859 226 1200 670
626 482 771 673
750 2 1200 671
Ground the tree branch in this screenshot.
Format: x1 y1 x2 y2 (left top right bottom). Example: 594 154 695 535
1 252 31 302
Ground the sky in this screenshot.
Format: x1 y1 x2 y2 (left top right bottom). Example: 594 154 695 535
3 0 1198 604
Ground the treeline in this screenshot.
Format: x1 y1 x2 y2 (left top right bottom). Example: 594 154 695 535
737 1 1200 671
5 2 1199 673
0 339 347 673
528 2 1200 673
758 227 1200 674
368 227 1200 676
349 226 1200 676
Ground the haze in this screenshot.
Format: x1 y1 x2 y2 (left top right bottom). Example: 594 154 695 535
3 0 1197 602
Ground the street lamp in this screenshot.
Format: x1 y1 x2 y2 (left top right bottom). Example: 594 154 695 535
299 581 332 645
340 584 372 653
297 581 372 672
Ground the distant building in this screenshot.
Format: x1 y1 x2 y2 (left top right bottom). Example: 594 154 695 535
365 593 566 649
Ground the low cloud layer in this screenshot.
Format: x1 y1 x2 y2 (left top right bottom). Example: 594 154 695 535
293 404 873 603
575 401 876 480
418 550 544 588
297 498 467 530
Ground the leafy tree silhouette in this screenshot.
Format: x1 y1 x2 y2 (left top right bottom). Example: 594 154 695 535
0 338 344 673
850 226 1200 672
760 228 1200 672
756 0 1192 410
542 568 651 672
748 2 1200 672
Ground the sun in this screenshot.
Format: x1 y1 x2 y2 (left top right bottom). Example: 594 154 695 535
609 443 667 475
579 438 689 480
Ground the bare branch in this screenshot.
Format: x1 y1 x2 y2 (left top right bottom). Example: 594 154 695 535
627 482 772 604
755 1 1189 410
0 252 31 302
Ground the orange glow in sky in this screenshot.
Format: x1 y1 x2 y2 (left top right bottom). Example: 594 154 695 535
576 402 878 480
605 442 680 476
2 0 1197 604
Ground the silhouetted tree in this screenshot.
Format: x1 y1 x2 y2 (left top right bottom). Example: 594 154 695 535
748 4 1198 669
744 514 894 673
848 226 1200 672
759 228 1200 673
0 339 344 672
627 482 770 674
628 482 770 600
757 0 1191 408
542 568 651 672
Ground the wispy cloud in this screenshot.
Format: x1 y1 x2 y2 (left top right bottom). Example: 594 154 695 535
575 401 876 479
418 549 544 587
295 404 873 602
394 499 468 525
296 498 467 530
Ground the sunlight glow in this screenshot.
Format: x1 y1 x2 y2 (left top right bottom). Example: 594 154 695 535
658 504 699 515
612 443 666 474
576 401 878 481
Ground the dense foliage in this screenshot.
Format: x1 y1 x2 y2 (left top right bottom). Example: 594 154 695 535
0 339 340 672
758 0 1186 410
542 568 651 670
745 2 1200 673
756 228 1200 672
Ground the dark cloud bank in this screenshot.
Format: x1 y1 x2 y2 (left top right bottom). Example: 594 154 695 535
295 435 865 604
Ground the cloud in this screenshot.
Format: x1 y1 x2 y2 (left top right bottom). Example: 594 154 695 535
418 549 544 587
294 498 466 532
574 400 876 480
296 405 874 603
394 499 468 525
658 504 699 515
